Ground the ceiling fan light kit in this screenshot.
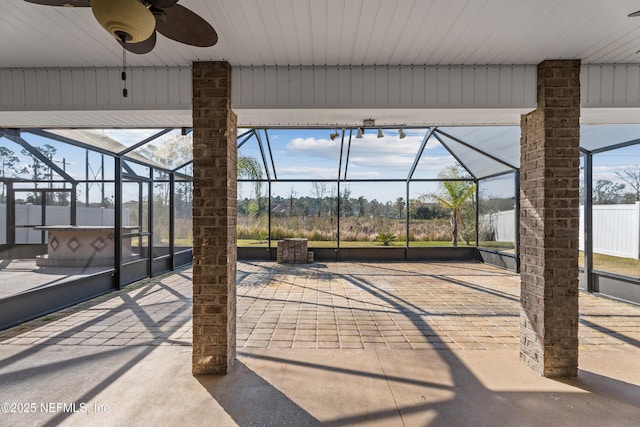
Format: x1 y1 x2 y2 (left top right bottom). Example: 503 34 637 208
91 0 156 43
24 0 218 53
24 0 219 97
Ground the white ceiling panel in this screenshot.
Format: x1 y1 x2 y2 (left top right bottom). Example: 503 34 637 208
4 0 640 69
5 0 640 128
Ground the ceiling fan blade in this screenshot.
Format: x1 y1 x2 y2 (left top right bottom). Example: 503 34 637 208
148 0 179 8
23 0 90 5
156 4 218 47
119 31 157 55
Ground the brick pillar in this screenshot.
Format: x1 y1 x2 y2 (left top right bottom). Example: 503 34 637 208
520 60 580 377
192 61 237 375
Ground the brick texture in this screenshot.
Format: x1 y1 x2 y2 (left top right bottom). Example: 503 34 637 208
276 238 309 264
192 61 237 375
519 60 580 377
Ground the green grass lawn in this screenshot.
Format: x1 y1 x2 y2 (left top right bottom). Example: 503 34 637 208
579 252 640 278
239 239 517 249
239 239 481 248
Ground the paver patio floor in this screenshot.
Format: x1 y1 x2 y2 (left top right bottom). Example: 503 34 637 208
1 261 640 426
2 260 639 353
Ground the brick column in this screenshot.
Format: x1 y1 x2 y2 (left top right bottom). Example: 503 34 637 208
192 61 237 375
520 60 580 377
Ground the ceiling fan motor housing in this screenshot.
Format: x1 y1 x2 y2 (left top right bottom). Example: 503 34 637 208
91 0 155 43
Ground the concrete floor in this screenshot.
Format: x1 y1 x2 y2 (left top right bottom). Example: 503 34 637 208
0 259 110 298
0 261 639 426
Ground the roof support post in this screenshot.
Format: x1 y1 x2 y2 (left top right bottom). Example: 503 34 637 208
192 61 237 375
519 60 581 378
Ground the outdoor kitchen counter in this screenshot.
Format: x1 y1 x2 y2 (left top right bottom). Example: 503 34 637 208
34 226 139 267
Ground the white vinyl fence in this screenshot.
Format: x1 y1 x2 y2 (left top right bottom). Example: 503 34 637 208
0 204 130 244
482 202 640 259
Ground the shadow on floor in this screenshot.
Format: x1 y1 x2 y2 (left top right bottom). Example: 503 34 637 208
197 360 321 426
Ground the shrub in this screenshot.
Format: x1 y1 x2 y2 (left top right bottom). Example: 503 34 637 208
376 232 398 246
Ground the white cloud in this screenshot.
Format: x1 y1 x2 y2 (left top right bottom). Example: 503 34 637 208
277 165 338 179
286 137 342 161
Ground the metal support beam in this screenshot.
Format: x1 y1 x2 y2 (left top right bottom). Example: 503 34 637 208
169 173 175 271
407 128 434 181
264 129 277 181
254 130 273 181
71 183 77 226
114 157 123 290
584 154 594 292
514 170 521 273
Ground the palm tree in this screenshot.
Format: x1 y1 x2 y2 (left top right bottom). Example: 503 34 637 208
431 165 476 247
238 155 263 204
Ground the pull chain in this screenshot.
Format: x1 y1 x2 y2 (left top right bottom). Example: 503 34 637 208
122 46 128 98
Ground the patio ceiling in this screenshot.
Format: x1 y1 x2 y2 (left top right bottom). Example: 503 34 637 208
3 0 640 128
4 0 640 68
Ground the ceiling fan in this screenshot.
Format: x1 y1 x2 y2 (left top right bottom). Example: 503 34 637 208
23 0 218 54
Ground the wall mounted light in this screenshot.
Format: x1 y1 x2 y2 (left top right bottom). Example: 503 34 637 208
377 128 384 138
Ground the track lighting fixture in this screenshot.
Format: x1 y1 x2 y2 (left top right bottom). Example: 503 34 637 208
377 128 384 138
356 128 363 138
330 130 340 141
399 127 406 139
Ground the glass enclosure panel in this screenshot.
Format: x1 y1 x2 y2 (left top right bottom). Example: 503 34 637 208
437 126 521 170
21 132 94 182
411 137 463 179
78 152 115 206
591 144 640 277
174 162 193 177
408 182 450 246
132 130 192 171
478 173 516 252
238 130 268 179
98 129 169 152
1 139 66 184
122 181 149 233
44 191 71 225
174 179 193 251
409 176 476 246
266 129 341 180
270 182 338 247
127 235 148 262
581 125 640 153
153 171 171 258
0 138 26 179
339 182 405 247
237 180 269 247
436 133 516 179
14 192 42 244
344 129 423 180
76 183 115 226
123 160 151 180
